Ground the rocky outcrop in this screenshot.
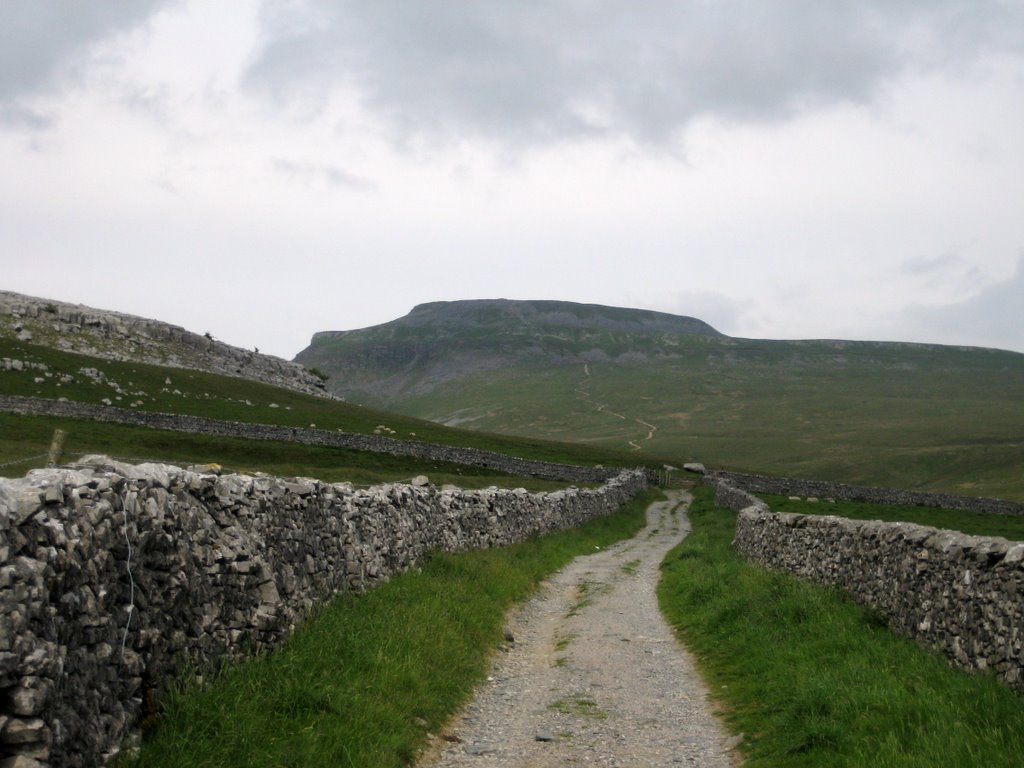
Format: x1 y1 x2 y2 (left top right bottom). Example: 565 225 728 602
0 459 646 767
706 473 1024 692
0 291 327 398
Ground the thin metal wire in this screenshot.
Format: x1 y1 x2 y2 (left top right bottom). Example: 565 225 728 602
0 453 49 469
120 503 136 660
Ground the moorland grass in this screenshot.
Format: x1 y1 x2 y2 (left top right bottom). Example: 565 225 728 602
658 485 1024 767
0 412 575 491
760 494 1024 541
0 337 645 470
380 340 1024 501
124 489 659 768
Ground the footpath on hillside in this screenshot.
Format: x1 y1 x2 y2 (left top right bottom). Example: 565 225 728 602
417 491 739 767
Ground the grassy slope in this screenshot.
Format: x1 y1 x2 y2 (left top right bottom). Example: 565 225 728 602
380 338 1024 500
658 485 1024 767
0 412 576 491
125 489 658 768
0 338 650 484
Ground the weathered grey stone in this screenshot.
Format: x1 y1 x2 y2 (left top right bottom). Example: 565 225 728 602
0 458 646 767
8 677 51 716
0 755 46 768
0 481 43 525
1 718 48 745
720 472 1024 694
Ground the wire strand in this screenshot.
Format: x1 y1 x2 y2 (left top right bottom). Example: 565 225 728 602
120 503 136 660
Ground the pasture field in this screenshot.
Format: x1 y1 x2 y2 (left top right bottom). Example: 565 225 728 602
0 337 652 483
385 339 1024 501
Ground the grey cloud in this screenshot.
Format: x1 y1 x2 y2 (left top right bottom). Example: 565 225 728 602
245 0 1024 146
272 158 376 191
902 252 962 275
0 103 53 130
892 256 1024 353
0 1 171 104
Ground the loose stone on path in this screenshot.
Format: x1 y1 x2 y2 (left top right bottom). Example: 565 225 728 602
418 491 739 767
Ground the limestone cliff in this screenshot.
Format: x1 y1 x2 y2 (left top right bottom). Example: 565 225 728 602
0 290 327 397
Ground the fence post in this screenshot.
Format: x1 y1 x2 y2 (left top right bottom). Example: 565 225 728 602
48 428 67 467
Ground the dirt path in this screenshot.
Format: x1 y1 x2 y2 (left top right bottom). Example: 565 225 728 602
417 491 738 767
574 364 657 452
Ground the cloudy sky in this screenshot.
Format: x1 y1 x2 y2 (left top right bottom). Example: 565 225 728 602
2 1 1023 358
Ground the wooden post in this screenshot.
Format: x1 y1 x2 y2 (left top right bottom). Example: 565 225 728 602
48 429 66 467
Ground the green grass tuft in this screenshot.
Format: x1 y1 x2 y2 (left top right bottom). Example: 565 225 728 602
124 489 660 768
658 485 1024 766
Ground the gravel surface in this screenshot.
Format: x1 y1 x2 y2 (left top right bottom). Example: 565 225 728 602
417 490 740 767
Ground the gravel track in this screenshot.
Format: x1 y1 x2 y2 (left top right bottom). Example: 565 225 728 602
417 491 739 767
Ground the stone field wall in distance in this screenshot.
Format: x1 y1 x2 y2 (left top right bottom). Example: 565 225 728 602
0 395 643 485
0 457 646 767
706 469 1024 516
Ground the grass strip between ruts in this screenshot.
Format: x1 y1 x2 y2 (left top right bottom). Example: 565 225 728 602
658 485 1024 767
123 489 660 768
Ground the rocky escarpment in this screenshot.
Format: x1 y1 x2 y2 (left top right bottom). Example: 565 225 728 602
0 457 646 767
0 291 327 398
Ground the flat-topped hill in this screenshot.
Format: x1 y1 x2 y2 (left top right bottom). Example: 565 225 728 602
296 298 723 402
296 299 1024 500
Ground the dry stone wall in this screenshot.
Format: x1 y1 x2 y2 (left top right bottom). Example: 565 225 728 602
0 458 646 767
0 395 633 485
706 469 1024 516
706 474 1024 692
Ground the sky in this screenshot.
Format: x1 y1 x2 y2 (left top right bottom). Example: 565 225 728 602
2 0 1023 358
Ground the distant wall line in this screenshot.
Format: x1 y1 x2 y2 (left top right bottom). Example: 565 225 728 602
0 395 647 485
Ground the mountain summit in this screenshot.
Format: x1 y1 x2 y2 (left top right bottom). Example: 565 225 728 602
294 299 723 404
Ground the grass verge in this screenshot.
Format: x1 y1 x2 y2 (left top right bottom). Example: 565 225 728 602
657 485 1024 767
124 489 660 768
760 494 1024 541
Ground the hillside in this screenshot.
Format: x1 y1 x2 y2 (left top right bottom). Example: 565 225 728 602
296 300 1024 500
296 299 723 403
0 329 646 488
0 290 326 397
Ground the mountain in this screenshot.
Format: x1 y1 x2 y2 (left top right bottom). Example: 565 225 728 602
0 290 326 396
296 299 1024 500
296 299 723 403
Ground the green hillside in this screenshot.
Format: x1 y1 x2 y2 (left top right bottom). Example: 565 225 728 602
0 336 649 485
297 301 1024 501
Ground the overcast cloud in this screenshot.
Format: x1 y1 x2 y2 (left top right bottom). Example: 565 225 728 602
1 1 1023 356
246 1 1023 146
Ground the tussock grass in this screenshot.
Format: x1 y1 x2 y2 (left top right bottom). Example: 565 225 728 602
125 490 659 768
658 485 1024 766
